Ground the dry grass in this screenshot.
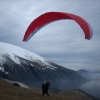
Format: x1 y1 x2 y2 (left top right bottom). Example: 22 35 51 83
0 78 98 100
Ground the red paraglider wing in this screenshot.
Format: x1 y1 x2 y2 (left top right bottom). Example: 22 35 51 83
23 12 93 41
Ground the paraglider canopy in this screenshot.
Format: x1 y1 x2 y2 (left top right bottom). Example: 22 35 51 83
23 12 93 41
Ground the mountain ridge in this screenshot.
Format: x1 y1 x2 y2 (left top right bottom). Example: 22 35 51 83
0 78 98 100
0 42 89 90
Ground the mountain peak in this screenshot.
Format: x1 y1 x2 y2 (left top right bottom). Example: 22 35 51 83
0 42 56 69
0 42 89 92
78 69 90 73
0 42 46 63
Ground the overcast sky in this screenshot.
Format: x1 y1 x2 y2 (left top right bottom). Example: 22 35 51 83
0 0 100 72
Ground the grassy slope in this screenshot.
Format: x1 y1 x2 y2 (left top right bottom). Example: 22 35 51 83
0 78 98 100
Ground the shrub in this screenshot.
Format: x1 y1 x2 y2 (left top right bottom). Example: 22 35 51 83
12 82 20 87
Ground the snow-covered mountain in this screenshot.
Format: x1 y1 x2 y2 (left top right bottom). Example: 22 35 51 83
0 42 89 90
0 42 55 69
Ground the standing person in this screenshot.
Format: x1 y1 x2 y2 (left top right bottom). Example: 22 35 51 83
41 80 50 96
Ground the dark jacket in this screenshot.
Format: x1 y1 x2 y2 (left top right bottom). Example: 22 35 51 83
41 81 50 94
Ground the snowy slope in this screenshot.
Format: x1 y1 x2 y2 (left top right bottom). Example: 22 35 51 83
0 42 89 91
0 42 49 65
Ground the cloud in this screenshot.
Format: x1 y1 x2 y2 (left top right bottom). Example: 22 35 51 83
81 80 100 99
0 0 100 72
0 0 100 98
80 72 100 98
